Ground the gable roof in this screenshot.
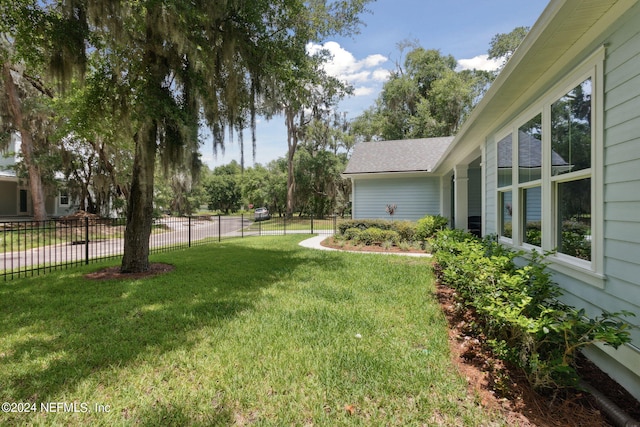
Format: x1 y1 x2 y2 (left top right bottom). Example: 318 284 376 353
343 137 454 175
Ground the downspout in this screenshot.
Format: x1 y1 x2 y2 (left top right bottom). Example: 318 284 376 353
579 380 640 427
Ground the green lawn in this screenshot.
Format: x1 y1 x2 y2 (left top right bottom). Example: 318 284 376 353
0 235 505 426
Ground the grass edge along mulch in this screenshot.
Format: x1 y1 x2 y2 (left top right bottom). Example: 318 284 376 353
0 235 506 426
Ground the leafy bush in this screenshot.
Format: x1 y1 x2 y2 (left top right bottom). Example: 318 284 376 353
342 227 362 242
338 219 394 235
338 219 415 243
430 229 634 391
559 221 591 260
339 227 400 246
355 227 400 246
415 215 449 241
394 220 417 242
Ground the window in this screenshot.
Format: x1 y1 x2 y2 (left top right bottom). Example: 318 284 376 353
60 191 69 206
551 78 592 261
497 134 513 239
518 114 543 248
19 189 28 213
499 191 513 238
518 114 542 184
494 50 601 275
522 186 541 246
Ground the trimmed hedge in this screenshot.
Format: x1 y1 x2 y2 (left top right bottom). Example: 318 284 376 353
338 216 447 244
430 229 634 391
344 227 400 245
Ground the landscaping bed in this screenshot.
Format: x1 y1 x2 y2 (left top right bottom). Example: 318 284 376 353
437 281 640 426
322 228 640 425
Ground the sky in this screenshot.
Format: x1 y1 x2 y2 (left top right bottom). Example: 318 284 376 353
203 0 550 170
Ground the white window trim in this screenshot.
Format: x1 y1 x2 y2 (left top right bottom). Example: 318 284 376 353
494 47 605 287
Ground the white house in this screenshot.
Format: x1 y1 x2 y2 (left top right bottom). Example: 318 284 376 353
344 0 640 400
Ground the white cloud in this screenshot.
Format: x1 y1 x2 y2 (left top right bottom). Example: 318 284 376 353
307 41 390 96
362 54 387 68
347 71 373 84
354 86 375 97
372 69 391 82
456 54 501 72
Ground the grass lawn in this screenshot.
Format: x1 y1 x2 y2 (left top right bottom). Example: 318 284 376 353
0 235 505 426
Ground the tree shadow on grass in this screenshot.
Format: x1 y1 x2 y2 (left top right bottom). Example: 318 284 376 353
0 243 321 404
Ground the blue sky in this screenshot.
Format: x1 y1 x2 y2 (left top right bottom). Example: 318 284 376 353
203 0 550 169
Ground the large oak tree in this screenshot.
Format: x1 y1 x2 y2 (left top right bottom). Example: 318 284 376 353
3 0 370 272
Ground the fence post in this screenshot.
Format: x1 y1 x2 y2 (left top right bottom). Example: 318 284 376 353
284 216 287 235
241 214 244 238
333 216 337 235
218 214 221 242
85 217 89 265
188 216 192 247
311 214 314 234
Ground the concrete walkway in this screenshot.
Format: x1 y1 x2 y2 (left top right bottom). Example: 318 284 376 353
298 235 431 257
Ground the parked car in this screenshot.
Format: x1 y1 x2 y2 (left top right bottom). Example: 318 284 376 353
254 207 271 221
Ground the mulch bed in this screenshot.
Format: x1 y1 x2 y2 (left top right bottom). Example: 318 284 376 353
437 281 640 426
85 263 175 280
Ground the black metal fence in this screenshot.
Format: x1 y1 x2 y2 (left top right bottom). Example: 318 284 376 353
1 215 339 281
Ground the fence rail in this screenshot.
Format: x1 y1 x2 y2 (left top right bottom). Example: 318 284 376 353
1 215 339 281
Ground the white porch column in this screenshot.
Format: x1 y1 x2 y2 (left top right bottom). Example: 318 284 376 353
441 173 453 226
454 164 469 230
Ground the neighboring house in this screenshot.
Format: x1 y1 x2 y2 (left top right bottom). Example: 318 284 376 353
0 133 74 218
344 0 640 400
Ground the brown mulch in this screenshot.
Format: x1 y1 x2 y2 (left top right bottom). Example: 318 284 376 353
436 285 625 427
320 238 640 426
84 263 175 280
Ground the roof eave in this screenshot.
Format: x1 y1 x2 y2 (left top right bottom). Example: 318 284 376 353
434 0 637 173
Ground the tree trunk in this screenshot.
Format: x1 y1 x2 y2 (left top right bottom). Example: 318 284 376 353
285 110 298 218
121 122 157 273
2 63 48 222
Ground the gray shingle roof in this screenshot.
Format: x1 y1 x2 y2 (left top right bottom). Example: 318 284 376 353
498 131 569 168
343 137 455 174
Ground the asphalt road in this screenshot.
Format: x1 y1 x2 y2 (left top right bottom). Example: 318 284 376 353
2 216 252 272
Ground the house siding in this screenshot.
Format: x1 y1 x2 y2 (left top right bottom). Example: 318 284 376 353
352 176 440 221
599 0 640 350
478 2 640 399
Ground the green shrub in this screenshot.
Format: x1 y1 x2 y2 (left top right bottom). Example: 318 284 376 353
338 220 393 235
430 229 634 391
415 215 449 241
393 220 417 242
342 227 362 242
338 219 415 244
356 227 400 245
559 221 591 260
